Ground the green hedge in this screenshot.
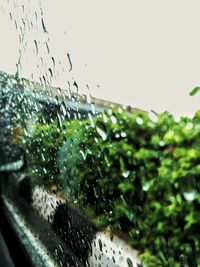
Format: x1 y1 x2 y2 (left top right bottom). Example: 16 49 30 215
25 108 200 266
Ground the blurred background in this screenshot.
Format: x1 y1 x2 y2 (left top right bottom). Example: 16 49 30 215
1 0 200 116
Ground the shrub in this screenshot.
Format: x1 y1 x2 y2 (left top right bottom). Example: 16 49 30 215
25 108 200 266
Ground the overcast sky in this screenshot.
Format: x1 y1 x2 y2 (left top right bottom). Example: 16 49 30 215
1 0 200 117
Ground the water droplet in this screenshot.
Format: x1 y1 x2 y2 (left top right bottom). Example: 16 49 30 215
117 107 123 114
88 113 95 128
48 68 53 78
103 113 108 123
34 40 38 55
183 191 197 201
159 141 165 147
136 117 143 125
46 42 50 53
121 131 127 138
96 127 107 141
142 181 150 191
67 53 72 72
127 257 133 267
41 17 47 33
80 150 87 160
122 170 130 178
110 115 117 124
98 239 103 252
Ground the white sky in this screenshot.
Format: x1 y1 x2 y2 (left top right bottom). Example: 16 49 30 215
1 0 200 116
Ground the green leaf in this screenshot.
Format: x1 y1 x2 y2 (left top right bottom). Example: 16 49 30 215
189 86 200 96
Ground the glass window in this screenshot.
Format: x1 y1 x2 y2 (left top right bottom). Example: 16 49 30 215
0 1 200 267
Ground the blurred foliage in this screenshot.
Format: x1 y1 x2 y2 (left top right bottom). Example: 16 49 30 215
25 108 200 266
189 86 200 96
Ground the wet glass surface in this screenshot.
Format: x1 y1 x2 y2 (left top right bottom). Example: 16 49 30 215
0 1 200 267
